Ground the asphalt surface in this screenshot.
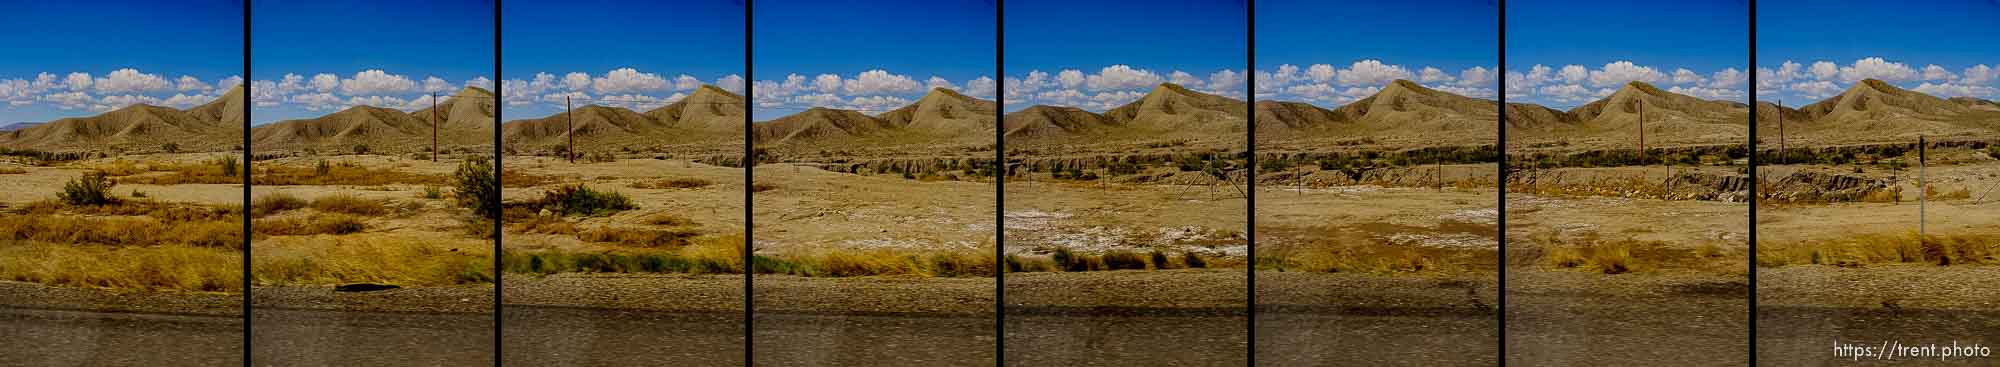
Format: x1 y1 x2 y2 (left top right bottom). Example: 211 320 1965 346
4 303 1996 366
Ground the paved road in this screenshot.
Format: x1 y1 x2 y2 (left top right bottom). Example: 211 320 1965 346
5 304 1994 366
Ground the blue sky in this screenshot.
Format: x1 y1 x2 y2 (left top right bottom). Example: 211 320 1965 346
502 0 743 119
1757 0 2000 106
1505 0 1748 107
1256 0 1496 108
251 0 493 125
751 0 995 119
0 0 242 124
1003 0 1246 112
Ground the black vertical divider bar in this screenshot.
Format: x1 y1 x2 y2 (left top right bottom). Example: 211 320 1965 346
1746 0 1759 364
1495 1 1508 364
492 0 505 364
1244 0 1257 365
241 1 253 364
994 1 1006 365
743 1 756 365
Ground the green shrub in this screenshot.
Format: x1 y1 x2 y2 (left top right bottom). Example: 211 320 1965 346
533 185 636 217
219 156 239 177
59 172 119 206
1183 252 1207 268
453 159 501 219
1102 251 1148 270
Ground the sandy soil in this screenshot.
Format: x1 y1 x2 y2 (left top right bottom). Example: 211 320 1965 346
1002 179 1246 257
751 162 991 252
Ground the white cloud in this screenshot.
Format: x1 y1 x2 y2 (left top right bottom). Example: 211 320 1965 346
176 75 211 92
1537 84 1599 104
1056 69 1085 89
812 74 842 94
1336 60 1412 86
1457 66 1494 87
1085 65 1163 91
465 76 493 90
1963 65 1996 85
64 72 92 91
673 74 702 91
94 69 172 94
288 93 343 111
1587 61 1667 88
1669 85 1744 101
1557 65 1589 84
1808 61 1840 80
1911 82 1997 98
161 93 214 108
925 76 957 91
562 72 591 91
963 76 995 98
716 74 745 94
1671 68 1704 85
843 70 921 96
1789 80 1842 100
43 91 93 109
1838 57 1918 83
1208 69 1244 94
340 70 416 96
591 68 669 94
1168 70 1205 87
310 73 340 93
1306 64 1337 83
1418 67 1454 83
1707 68 1746 89
1921 64 1957 81
422 76 453 93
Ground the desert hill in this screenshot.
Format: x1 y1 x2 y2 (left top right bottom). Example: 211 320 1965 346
751 88 996 149
1504 81 1749 148
0 85 245 153
1758 79 2000 144
1255 80 1498 148
501 85 746 153
1001 83 1246 147
250 86 493 153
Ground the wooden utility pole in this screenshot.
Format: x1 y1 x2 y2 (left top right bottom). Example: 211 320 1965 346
1638 101 1646 163
566 96 575 164
431 92 439 162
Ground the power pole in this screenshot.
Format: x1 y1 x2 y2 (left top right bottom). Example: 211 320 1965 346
566 96 574 164
431 92 439 162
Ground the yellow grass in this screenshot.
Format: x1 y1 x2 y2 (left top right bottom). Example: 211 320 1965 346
253 236 492 286
0 167 25 174
1758 233 1997 267
630 177 714 190
0 241 241 292
252 164 444 186
252 214 367 237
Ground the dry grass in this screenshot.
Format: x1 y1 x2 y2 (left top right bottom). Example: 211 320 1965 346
500 169 560 188
252 214 367 236
752 246 993 277
630 177 713 190
0 215 241 249
1257 244 1468 274
505 235 744 275
253 236 492 286
643 213 696 226
252 164 444 186
250 192 307 217
108 158 241 185
511 214 578 235
0 242 241 292
307 195 390 216
0 167 25 174
1758 233 1997 267
577 227 699 247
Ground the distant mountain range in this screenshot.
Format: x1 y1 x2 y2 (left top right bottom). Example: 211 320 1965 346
500 84 744 153
1754 79 2000 144
0 85 245 153
0 122 41 132
249 86 495 154
749 87 996 151
6 78 1989 155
